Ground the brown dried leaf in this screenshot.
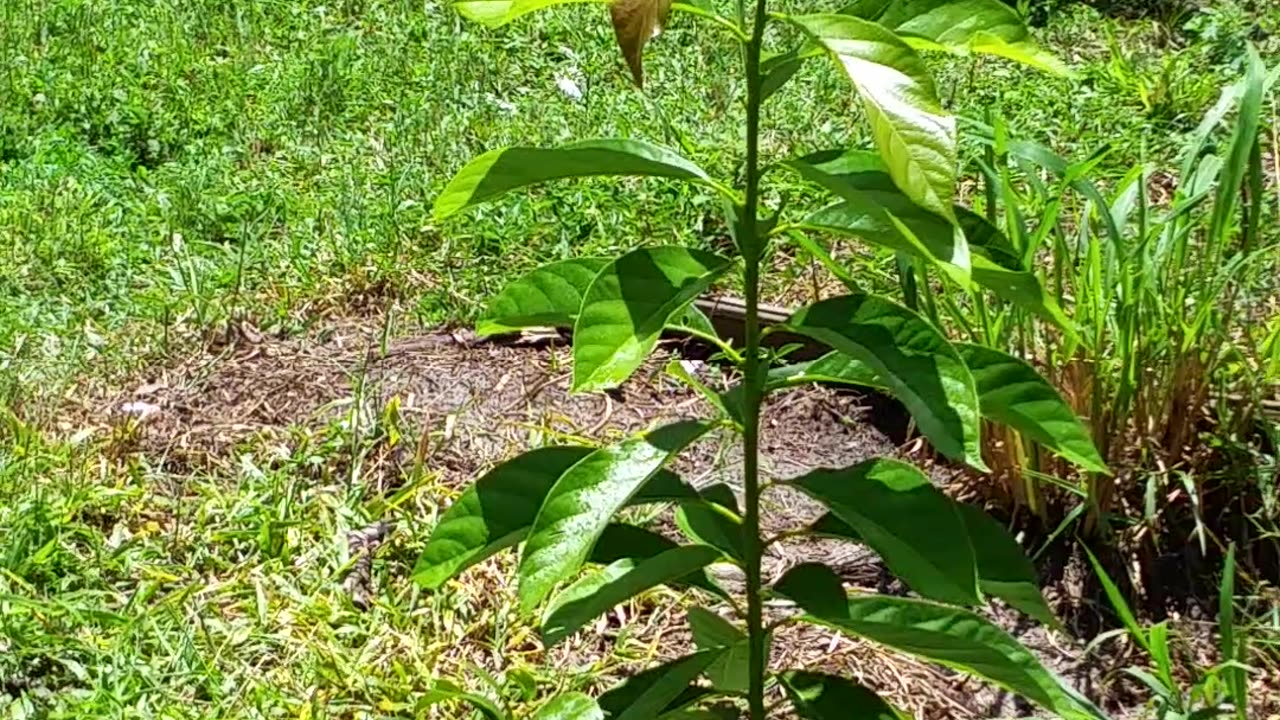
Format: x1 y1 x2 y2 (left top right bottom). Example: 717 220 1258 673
609 0 672 87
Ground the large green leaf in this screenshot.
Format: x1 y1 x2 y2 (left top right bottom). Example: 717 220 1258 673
590 523 727 598
953 504 1056 626
542 545 721 646
955 344 1106 473
791 154 1069 331
687 607 763 694
597 651 723 720
788 14 957 221
785 294 985 469
451 0 601 26
573 247 732 392
789 459 980 605
779 671 908 719
841 0 1067 74
414 448 696 589
434 140 713 219
477 258 609 336
788 150 968 281
533 693 604 720
518 421 712 610
806 507 1056 626
789 594 1098 719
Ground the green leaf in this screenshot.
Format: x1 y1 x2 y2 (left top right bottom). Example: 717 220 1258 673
772 562 849 617
598 651 723 720
532 693 604 720
790 459 980 605
956 344 1106 473
687 607 762 694
953 504 1056 627
477 258 609 336
958 210 1076 336
788 14 957 221
675 487 744 563
415 448 696 589
434 140 713 219
1220 543 1247 720
785 294 985 469
413 447 592 589
779 671 908 719
451 0 601 26
590 524 728 598
541 545 721 646
788 150 968 281
793 595 1099 719
573 247 733 392
761 47 810 103
1082 545 1149 654
518 421 712 610
842 0 1068 74
789 155 1070 331
418 681 508 720
769 351 887 393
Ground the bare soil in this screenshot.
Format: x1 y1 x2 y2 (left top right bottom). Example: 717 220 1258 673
67 319 1279 719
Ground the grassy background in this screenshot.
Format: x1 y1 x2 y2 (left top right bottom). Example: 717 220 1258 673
1 0 1277 716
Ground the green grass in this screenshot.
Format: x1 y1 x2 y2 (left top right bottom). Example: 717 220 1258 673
2 0 1277 716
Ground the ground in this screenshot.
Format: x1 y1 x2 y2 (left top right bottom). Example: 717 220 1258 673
3 0 1280 718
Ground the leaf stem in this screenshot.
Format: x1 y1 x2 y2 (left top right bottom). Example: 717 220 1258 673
740 0 770 717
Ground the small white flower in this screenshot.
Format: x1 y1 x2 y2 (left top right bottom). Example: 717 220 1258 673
556 75 584 102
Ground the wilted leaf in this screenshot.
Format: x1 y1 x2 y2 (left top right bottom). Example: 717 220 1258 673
611 0 673 86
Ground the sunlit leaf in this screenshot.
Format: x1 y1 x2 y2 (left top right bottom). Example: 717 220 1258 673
542 545 721 646
573 247 732 392
451 0 601 26
956 344 1106 473
477 258 608 336
417 680 508 720
611 0 674 86
788 150 968 282
841 0 1068 74
518 421 713 610
786 294 985 469
790 459 980 605
434 140 712 219
787 594 1100 719
532 693 604 720
788 14 957 220
779 671 909 719
414 448 696 589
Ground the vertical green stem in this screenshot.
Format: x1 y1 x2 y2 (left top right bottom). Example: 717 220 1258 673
740 0 769 718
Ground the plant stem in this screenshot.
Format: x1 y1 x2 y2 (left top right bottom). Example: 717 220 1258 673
740 0 769 717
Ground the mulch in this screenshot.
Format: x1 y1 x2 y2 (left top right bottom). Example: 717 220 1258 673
61 318 1279 719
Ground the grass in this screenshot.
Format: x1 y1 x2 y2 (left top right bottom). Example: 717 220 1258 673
2 0 1278 716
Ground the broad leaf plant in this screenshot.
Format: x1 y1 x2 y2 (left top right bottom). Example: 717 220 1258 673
416 0 1110 717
